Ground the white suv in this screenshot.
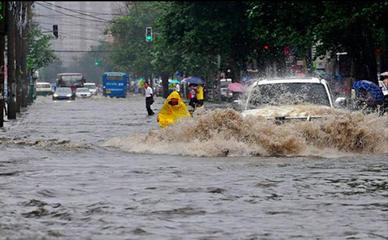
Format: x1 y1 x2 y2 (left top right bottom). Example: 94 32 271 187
84 82 97 95
242 77 335 120
36 82 53 96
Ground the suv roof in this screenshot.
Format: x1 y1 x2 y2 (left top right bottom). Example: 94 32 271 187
252 77 327 86
247 77 334 108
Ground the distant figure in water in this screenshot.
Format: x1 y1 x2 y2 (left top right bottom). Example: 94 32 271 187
157 90 191 128
353 80 384 108
188 84 197 110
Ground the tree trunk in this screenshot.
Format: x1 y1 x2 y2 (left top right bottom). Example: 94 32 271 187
0 34 4 127
7 2 16 120
161 73 169 98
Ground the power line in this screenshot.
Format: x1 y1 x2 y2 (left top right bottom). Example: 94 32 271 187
32 21 102 29
39 26 106 42
37 1 108 22
40 1 110 22
32 17 102 25
37 22 106 34
34 2 109 23
53 50 115 53
41 2 123 17
35 2 108 23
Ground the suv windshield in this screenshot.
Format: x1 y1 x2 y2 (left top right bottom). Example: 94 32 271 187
56 88 72 94
61 75 82 81
248 82 330 109
37 84 51 88
77 88 89 92
84 85 96 89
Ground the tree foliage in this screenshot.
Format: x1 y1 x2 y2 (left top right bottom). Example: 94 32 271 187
109 2 161 80
27 24 57 72
105 1 388 84
155 1 254 80
311 1 388 80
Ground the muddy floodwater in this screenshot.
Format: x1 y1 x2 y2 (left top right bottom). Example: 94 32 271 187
0 95 387 240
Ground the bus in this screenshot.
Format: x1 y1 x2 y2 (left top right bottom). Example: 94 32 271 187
102 72 128 98
56 73 85 93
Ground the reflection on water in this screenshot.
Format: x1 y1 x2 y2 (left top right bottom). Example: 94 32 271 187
0 95 387 239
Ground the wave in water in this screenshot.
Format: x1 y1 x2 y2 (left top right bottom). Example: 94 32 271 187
102 108 388 157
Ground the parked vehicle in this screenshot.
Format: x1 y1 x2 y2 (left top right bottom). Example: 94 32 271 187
52 87 75 100
84 82 97 95
75 87 92 98
241 77 335 122
36 82 53 96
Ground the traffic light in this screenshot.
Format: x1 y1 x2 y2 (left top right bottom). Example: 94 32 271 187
53 24 58 38
263 43 269 50
95 59 102 66
145 27 152 42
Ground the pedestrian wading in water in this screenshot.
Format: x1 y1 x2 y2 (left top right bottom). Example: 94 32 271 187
144 82 154 116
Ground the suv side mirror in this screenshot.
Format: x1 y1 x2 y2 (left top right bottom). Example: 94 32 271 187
232 99 243 111
334 97 347 108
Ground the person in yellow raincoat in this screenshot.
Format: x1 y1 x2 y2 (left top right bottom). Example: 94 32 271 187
157 90 191 128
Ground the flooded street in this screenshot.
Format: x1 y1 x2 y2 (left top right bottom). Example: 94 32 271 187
0 95 387 240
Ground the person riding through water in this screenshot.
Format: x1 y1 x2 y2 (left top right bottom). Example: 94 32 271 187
157 90 191 128
352 80 385 114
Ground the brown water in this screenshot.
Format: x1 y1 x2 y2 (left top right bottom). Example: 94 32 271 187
1 95 387 240
103 108 388 157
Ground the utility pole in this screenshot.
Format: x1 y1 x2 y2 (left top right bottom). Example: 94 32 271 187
217 54 221 102
20 2 29 108
26 1 33 105
15 1 22 113
7 1 16 119
0 1 6 127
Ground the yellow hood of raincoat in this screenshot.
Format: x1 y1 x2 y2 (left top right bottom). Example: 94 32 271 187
157 91 191 128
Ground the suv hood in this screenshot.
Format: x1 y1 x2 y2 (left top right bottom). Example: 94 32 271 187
242 105 333 119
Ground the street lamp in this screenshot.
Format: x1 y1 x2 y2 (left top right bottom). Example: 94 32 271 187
335 51 348 76
336 52 348 61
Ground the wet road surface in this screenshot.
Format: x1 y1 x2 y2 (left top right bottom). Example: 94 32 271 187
0 95 387 240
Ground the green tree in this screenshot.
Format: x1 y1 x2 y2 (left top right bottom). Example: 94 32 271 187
39 59 65 83
27 24 57 73
64 42 114 84
156 1 254 81
312 1 388 82
109 2 161 81
247 1 323 75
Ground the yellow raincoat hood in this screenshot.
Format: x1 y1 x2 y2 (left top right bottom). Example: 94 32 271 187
157 91 190 128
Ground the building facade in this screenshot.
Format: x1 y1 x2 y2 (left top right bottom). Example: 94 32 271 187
32 1 123 67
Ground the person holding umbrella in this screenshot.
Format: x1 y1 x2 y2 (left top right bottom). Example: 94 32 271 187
182 76 204 110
